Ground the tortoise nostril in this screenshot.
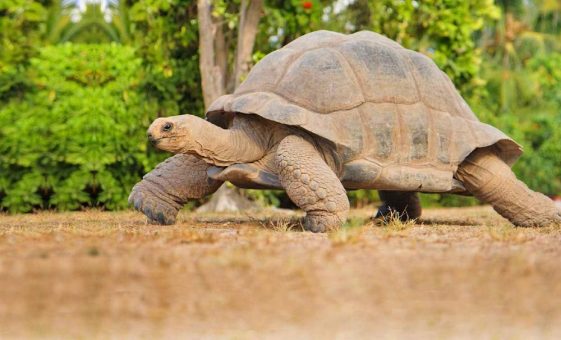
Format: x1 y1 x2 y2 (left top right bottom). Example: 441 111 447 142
147 132 156 143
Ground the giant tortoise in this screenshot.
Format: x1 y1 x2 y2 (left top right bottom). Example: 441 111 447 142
129 30 561 231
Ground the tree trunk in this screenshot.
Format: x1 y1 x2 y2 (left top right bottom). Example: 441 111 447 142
232 0 264 90
196 185 259 213
196 0 264 212
214 21 228 91
197 0 226 107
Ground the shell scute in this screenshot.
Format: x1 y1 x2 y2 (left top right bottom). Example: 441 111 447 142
359 103 397 160
236 48 296 94
337 39 419 104
406 51 463 115
400 103 430 161
276 48 363 113
432 110 453 164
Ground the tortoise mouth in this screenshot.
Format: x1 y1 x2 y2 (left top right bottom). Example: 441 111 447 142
148 136 188 150
148 136 159 145
149 136 171 147
148 136 173 143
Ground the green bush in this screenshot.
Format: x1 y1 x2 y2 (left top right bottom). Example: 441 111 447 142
0 43 161 212
473 52 561 195
2 0 557 213
128 0 203 117
0 0 50 100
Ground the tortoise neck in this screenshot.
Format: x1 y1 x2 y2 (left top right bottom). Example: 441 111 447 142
183 115 268 166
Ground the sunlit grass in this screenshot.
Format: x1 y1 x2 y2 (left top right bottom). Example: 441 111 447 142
1 207 561 338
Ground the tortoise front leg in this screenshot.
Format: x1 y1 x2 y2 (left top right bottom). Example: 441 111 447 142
375 191 422 222
456 147 561 227
129 154 223 224
276 135 349 232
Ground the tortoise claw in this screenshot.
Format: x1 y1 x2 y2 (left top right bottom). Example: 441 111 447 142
133 198 142 211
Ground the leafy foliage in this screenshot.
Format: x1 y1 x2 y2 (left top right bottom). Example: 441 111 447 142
127 0 203 116
476 52 561 195
2 0 561 212
472 2 561 195
0 0 52 100
0 44 160 212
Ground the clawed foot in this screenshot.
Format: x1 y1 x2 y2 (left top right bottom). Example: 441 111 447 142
513 205 561 227
128 183 180 225
304 212 343 232
530 204 561 227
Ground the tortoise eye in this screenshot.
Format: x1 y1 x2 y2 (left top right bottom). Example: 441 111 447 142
162 122 173 132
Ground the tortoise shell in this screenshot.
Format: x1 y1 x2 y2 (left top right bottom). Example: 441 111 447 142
207 30 522 193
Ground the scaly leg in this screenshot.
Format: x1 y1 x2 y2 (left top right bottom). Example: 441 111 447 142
129 154 223 224
375 191 422 221
456 148 561 227
276 135 349 232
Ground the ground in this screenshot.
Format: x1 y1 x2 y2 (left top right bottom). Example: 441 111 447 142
1 206 561 339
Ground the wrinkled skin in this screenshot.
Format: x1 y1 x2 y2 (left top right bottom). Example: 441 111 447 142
130 114 561 231
456 148 561 227
129 154 222 224
276 135 349 232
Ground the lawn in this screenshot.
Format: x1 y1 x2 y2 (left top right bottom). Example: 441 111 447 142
1 206 560 338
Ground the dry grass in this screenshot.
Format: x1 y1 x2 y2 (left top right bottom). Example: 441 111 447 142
1 206 561 339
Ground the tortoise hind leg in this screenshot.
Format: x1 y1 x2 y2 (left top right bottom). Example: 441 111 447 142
456 148 561 227
129 154 223 224
375 191 422 222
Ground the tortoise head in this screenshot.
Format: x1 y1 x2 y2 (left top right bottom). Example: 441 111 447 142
147 115 198 153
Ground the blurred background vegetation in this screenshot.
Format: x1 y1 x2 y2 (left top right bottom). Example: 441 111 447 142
1 0 561 212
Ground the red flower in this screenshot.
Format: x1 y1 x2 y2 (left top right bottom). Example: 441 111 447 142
302 1 312 9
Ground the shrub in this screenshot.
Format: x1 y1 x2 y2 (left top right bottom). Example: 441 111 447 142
0 43 161 212
474 52 561 195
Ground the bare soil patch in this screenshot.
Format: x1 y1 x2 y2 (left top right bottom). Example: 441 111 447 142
1 206 560 338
